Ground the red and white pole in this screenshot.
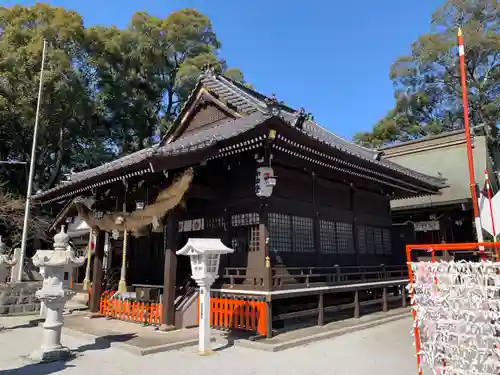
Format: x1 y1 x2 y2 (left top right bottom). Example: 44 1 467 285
457 27 485 258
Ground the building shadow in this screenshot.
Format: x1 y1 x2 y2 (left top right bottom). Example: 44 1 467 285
2 318 45 331
213 331 237 352
0 360 75 375
74 333 136 353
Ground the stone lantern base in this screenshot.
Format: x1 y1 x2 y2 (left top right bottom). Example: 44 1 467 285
29 347 71 363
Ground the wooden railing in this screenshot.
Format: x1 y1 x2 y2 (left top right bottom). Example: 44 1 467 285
221 264 407 290
272 264 407 287
99 291 162 325
273 281 408 325
222 268 264 287
200 295 268 337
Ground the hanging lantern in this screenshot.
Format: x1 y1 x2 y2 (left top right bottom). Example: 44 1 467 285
255 166 277 198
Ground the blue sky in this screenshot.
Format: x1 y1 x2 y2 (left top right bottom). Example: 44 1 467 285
2 0 444 139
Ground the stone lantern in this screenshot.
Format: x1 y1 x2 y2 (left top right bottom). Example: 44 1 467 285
29 226 85 363
176 238 234 355
0 236 16 283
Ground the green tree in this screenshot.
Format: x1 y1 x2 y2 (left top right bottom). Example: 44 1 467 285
0 4 113 193
86 9 246 153
0 5 246 193
354 0 499 147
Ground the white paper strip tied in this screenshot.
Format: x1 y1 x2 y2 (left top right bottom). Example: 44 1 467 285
409 261 500 375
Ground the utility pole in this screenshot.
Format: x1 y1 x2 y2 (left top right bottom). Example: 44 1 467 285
457 28 485 258
13 40 47 282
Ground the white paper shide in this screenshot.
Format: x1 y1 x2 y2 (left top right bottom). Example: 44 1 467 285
409 260 500 375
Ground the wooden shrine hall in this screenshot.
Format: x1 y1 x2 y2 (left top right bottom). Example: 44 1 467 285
35 68 446 335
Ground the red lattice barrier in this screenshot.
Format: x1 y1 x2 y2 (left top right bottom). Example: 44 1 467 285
99 291 162 325
198 296 268 336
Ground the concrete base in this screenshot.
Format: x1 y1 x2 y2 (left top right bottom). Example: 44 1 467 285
29 346 71 363
198 350 215 356
86 312 104 319
158 324 176 332
118 280 127 294
235 308 411 352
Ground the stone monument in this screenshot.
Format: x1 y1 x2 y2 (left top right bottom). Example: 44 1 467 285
0 235 17 330
29 226 85 362
0 236 16 283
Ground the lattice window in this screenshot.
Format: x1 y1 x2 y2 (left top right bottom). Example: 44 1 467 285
268 213 292 252
292 216 315 253
366 227 375 254
382 228 391 254
357 226 367 254
231 224 260 253
231 213 259 227
319 220 337 253
249 226 260 252
337 222 354 253
374 228 384 254
205 217 224 229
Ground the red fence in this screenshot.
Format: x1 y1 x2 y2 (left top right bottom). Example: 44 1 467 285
199 296 268 337
99 291 162 325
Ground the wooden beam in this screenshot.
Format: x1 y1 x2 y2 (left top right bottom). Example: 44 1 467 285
161 210 178 328
354 290 360 318
89 229 105 313
317 292 324 326
186 184 219 201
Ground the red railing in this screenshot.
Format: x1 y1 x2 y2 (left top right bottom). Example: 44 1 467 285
99 291 162 325
199 296 268 336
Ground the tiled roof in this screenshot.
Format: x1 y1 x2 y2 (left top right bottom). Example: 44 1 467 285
198 73 446 189
33 112 271 201
35 70 446 202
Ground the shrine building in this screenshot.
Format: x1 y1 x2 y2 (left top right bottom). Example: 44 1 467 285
35 69 446 336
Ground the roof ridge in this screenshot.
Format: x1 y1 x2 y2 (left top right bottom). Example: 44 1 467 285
307 119 379 157
215 74 379 157
216 75 267 111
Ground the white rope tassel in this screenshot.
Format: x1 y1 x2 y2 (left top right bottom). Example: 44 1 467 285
409 260 500 375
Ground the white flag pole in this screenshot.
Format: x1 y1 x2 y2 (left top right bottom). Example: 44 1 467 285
14 40 47 282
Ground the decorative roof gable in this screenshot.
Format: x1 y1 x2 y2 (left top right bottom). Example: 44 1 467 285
166 69 446 190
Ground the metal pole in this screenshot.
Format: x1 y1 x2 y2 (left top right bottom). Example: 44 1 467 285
457 28 485 258
15 40 47 282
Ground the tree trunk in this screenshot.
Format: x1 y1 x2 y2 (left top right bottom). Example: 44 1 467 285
46 127 64 190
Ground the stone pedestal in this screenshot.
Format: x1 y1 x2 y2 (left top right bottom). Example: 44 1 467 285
0 236 17 330
29 226 85 363
198 282 212 354
0 236 17 284
30 298 71 362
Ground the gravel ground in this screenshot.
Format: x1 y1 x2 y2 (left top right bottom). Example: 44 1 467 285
0 315 420 375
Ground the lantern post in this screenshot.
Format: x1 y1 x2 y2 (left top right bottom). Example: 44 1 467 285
176 238 234 355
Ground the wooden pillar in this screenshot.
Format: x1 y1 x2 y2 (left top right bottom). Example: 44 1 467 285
260 202 273 338
89 229 105 313
382 287 388 312
312 172 321 257
401 284 407 308
350 184 360 265
161 210 178 328
218 209 231 280
317 292 324 326
354 290 360 318
260 203 272 290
